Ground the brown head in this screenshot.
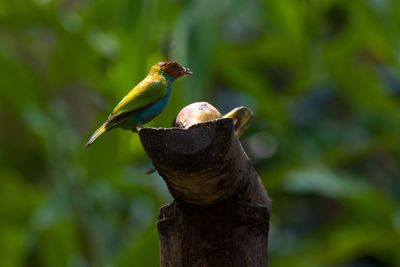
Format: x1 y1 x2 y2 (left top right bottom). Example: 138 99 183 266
152 61 192 79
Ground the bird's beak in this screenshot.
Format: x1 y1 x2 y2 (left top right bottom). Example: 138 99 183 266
183 68 192 75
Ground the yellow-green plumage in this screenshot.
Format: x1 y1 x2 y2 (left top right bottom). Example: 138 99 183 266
112 75 168 116
86 123 108 147
85 61 192 147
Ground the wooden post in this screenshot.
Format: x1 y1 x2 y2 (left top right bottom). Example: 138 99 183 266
139 118 271 267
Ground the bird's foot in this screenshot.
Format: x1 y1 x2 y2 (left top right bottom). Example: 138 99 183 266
131 124 143 133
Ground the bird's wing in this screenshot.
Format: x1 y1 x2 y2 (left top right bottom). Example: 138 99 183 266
111 76 168 117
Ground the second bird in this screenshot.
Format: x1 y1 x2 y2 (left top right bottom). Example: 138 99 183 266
86 61 192 147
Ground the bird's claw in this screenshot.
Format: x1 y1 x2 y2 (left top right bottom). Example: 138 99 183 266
131 124 143 133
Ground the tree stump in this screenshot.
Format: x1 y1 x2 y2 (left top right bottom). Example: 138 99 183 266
139 118 271 267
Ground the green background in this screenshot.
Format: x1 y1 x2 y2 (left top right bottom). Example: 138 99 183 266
1 0 399 266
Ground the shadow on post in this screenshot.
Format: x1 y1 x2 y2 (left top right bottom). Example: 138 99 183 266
139 118 271 267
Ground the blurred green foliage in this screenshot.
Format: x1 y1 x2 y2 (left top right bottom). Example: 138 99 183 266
1 0 400 266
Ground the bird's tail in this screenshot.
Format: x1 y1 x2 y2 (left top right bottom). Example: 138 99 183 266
85 123 109 147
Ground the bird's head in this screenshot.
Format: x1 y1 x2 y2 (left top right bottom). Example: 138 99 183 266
152 61 192 80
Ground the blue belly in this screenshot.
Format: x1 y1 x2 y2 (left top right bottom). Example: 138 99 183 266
129 87 172 126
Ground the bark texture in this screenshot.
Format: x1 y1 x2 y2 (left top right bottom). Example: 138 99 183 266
139 118 271 267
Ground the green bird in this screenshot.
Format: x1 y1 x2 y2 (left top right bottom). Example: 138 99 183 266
86 61 192 147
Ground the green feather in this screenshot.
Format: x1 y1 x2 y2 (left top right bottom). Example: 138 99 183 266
85 123 108 147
